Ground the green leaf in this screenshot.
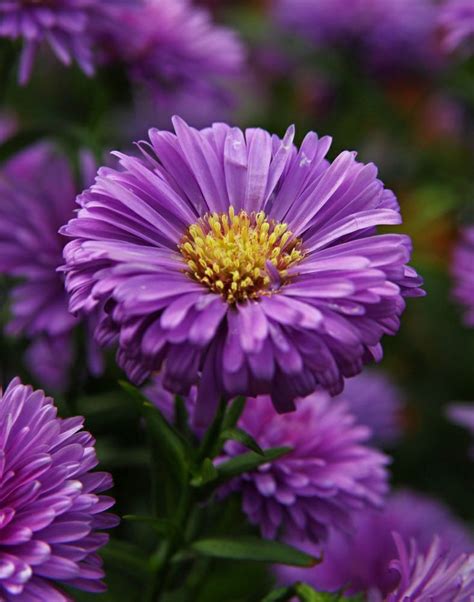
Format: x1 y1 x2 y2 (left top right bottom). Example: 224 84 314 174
190 536 319 567
120 380 192 517
198 397 228 461
216 446 292 482
122 516 179 538
293 584 364 602
175 395 191 436
222 396 246 429
220 426 264 455
190 458 219 487
261 586 295 602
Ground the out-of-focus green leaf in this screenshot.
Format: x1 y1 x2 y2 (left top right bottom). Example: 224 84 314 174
216 446 292 482
191 536 319 567
222 396 246 429
261 586 295 602
220 426 264 455
123 515 180 538
191 458 219 487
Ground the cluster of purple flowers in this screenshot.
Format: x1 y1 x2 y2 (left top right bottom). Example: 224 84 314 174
0 0 473 596
0 378 117 600
0 142 101 391
273 0 442 73
277 490 474 598
0 0 244 122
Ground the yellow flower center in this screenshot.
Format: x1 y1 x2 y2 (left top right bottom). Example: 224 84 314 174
179 207 304 304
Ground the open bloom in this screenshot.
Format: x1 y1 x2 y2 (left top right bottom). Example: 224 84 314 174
219 392 389 543
61 117 423 424
0 378 118 599
0 143 101 391
439 0 474 54
99 0 244 121
0 0 115 84
277 490 473 597
386 534 474 602
338 371 404 447
452 226 474 327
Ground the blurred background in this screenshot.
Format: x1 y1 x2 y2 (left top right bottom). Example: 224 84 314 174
0 0 473 600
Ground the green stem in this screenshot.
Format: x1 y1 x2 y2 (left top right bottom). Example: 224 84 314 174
146 487 193 602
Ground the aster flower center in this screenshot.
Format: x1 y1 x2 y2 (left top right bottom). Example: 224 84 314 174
179 207 304 303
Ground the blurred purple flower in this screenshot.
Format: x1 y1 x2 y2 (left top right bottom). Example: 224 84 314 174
452 226 474 327
0 143 102 391
0 0 115 84
220 392 389 543
61 117 423 425
337 371 404 447
274 0 440 72
99 0 244 119
0 377 118 599
386 533 474 602
439 0 474 54
277 490 473 597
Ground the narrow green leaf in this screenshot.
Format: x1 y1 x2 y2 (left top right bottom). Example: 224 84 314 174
120 379 192 518
293 584 364 602
220 426 264 455
190 458 218 487
198 397 228 460
261 586 295 602
190 536 318 567
174 395 191 436
222 396 246 429
216 446 292 482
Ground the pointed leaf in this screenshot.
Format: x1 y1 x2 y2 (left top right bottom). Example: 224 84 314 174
190 458 218 487
220 427 264 455
216 446 292 482
222 396 246 429
261 586 295 602
190 536 319 567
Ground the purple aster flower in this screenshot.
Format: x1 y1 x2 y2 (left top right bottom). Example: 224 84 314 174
99 0 244 118
219 392 389 543
0 0 116 84
277 490 473 597
439 0 474 54
337 371 404 447
274 0 440 72
0 377 118 599
386 533 474 602
61 117 424 425
0 142 102 391
452 227 474 327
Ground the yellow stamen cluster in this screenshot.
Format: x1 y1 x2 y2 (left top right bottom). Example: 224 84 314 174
179 207 304 304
